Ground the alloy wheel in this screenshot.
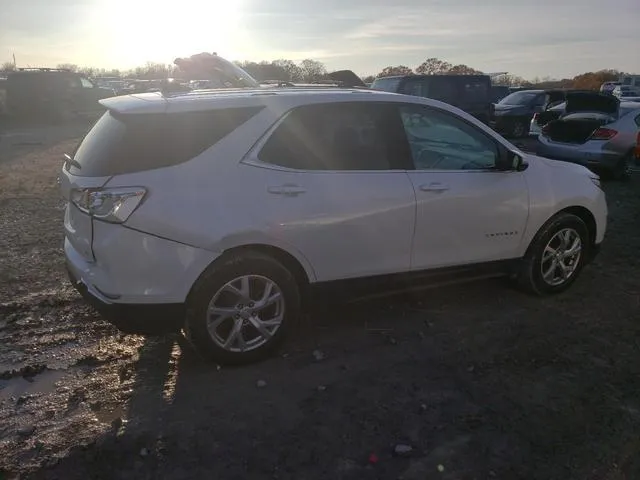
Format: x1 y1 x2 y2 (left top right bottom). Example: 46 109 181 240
540 228 582 287
206 275 285 353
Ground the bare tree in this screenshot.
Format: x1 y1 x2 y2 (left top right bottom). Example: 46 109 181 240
1 61 16 72
298 59 327 82
273 59 303 82
56 63 78 72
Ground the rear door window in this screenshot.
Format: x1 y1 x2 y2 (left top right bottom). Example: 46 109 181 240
258 102 408 171
69 107 262 177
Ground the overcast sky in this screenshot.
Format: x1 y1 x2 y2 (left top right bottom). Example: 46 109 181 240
1 0 638 79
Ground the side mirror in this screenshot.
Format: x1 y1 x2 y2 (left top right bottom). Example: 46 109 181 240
512 153 528 172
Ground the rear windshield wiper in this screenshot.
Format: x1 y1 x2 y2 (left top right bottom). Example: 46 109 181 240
64 153 82 171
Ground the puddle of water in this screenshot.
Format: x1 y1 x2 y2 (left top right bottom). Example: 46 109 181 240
0 369 67 400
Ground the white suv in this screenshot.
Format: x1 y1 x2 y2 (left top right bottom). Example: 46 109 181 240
61 87 607 364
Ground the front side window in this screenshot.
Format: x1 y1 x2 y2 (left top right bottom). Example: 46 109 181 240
399 105 499 170
258 103 398 171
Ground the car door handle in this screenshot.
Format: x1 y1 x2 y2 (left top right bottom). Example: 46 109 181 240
419 182 450 192
267 184 306 196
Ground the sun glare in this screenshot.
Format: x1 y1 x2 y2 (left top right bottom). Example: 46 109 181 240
91 0 245 67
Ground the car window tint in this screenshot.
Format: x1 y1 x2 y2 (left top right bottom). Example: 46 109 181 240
69 107 263 177
259 103 396 171
399 105 498 171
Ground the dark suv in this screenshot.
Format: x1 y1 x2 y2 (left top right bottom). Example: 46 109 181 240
5 68 114 119
370 74 493 124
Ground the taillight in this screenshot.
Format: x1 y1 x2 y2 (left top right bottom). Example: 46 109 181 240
71 187 146 223
590 127 618 140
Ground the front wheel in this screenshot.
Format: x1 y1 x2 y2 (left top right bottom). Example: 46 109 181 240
185 252 301 365
517 213 589 295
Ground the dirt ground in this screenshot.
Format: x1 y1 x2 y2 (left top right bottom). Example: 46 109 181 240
0 122 639 480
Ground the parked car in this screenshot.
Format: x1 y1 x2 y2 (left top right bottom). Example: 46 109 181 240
612 85 639 99
5 68 114 119
62 87 607 364
600 81 621 94
491 89 565 138
529 102 565 136
537 92 640 179
370 74 493 124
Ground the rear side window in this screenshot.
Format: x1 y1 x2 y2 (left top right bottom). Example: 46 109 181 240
258 103 402 171
69 107 262 176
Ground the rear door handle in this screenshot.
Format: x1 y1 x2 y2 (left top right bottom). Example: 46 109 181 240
267 184 306 196
419 182 450 192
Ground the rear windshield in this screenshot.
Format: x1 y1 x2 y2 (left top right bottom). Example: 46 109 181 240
370 77 402 92
69 107 263 177
498 91 539 105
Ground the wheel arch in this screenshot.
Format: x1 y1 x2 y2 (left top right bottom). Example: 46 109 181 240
524 206 597 257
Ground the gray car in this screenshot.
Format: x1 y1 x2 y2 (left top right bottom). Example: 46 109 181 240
537 92 640 179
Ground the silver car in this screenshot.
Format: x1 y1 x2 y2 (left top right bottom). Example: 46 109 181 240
537 92 640 179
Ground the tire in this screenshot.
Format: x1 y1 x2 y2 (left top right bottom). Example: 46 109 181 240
185 251 301 365
517 212 590 295
511 119 527 138
608 153 631 182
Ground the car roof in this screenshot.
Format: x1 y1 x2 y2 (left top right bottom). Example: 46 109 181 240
100 87 416 115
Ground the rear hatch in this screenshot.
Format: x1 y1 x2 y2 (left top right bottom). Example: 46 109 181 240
565 91 619 115
328 70 367 88
61 99 264 260
543 93 619 144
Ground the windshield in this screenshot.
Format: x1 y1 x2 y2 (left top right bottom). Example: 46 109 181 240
498 91 539 105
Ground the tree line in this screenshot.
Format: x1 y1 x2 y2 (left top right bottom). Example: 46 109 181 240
0 57 628 91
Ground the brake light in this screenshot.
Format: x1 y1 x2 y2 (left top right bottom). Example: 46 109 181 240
590 127 618 140
71 187 146 223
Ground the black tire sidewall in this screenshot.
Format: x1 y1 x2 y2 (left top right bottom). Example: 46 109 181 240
185 252 300 365
523 213 589 295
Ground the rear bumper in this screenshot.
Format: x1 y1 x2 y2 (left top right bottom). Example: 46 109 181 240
67 263 185 334
536 140 621 169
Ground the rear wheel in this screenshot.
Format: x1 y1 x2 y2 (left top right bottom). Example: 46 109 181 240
517 213 589 295
185 251 300 365
608 153 631 182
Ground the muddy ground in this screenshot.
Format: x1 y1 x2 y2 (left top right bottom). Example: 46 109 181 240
0 122 639 480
